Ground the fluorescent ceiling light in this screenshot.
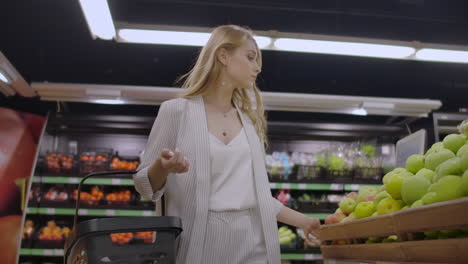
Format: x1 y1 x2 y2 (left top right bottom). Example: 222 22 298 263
253 36 272 49
351 108 368 116
92 99 126 104
119 29 211 46
274 38 415 59
118 29 272 48
0 70 9 83
416 48 468 63
78 0 115 40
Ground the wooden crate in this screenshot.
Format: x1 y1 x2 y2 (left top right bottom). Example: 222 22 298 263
320 197 468 263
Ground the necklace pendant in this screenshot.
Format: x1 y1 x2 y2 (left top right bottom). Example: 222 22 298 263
222 131 227 137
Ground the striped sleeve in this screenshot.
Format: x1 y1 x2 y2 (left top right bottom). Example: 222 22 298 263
133 100 179 202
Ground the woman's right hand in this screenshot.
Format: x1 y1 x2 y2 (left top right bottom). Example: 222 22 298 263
159 148 189 174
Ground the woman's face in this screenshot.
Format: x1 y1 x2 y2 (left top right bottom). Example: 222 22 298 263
224 38 261 89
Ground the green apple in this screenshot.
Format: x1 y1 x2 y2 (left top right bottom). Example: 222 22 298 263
357 186 378 202
424 231 439 239
373 191 391 207
428 175 464 202
425 149 456 171
459 170 468 196
382 168 411 185
459 153 468 172
415 168 436 183
401 175 431 205
401 205 409 210
339 198 357 215
366 237 383 244
354 201 376 219
457 144 468 157
377 197 401 215
421 192 438 205
443 134 466 154
440 229 462 238
433 157 464 183
411 200 424 208
406 154 425 174
385 174 408 200
382 235 399 243
371 211 378 217
425 142 444 157
341 215 354 223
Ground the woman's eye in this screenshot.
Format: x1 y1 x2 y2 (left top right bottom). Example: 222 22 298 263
248 56 254 61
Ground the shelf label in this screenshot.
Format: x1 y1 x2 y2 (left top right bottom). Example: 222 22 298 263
112 179 121 185
331 184 343 190
69 178 79 184
78 209 88 215
44 249 54 256
143 211 152 216
46 208 55 215
106 210 116 216
282 183 291 189
54 249 64 256
304 254 320 260
298 184 307 190
350 184 360 191
270 183 276 189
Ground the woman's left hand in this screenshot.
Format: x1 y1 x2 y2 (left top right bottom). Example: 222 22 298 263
300 216 321 244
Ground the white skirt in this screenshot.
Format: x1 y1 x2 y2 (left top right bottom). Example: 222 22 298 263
201 208 268 264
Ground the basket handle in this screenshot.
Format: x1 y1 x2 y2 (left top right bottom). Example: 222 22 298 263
73 170 137 228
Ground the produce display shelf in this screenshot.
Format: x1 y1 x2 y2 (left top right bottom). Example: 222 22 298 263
343 184 381 192
320 197 468 263
26 207 156 217
280 253 323 260
19 248 322 260
305 213 329 220
33 176 134 186
33 177 381 191
20 248 64 256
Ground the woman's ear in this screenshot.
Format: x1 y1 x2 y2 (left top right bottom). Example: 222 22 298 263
217 48 229 66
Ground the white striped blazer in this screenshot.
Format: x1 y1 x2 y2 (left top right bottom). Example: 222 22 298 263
133 95 283 264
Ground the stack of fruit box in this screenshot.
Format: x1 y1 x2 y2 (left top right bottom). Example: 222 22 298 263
319 197 468 263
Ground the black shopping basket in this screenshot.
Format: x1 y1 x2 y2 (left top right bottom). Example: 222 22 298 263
64 171 182 264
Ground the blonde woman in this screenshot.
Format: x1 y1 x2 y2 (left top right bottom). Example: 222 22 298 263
133 25 320 264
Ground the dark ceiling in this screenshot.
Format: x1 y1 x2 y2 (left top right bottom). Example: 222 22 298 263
1 0 468 124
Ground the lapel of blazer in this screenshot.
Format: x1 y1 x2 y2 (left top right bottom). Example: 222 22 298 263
185 95 211 264
235 103 281 263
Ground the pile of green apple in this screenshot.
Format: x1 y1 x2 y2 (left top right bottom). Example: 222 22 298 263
278 226 297 245
324 131 468 242
326 132 468 225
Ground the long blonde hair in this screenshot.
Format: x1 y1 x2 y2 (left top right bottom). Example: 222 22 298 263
178 25 268 147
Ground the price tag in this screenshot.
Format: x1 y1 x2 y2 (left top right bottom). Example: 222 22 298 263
331 184 343 190
282 183 291 189
112 179 121 185
54 249 64 256
106 210 116 216
46 208 55 215
298 184 307 190
78 209 88 215
69 178 79 184
143 211 152 216
382 146 391 155
351 184 360 191
44 249 54 256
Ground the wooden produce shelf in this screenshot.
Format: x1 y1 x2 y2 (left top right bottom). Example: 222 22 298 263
320 197 468 263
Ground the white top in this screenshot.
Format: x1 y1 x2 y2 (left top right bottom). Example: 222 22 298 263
208 127 257 211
